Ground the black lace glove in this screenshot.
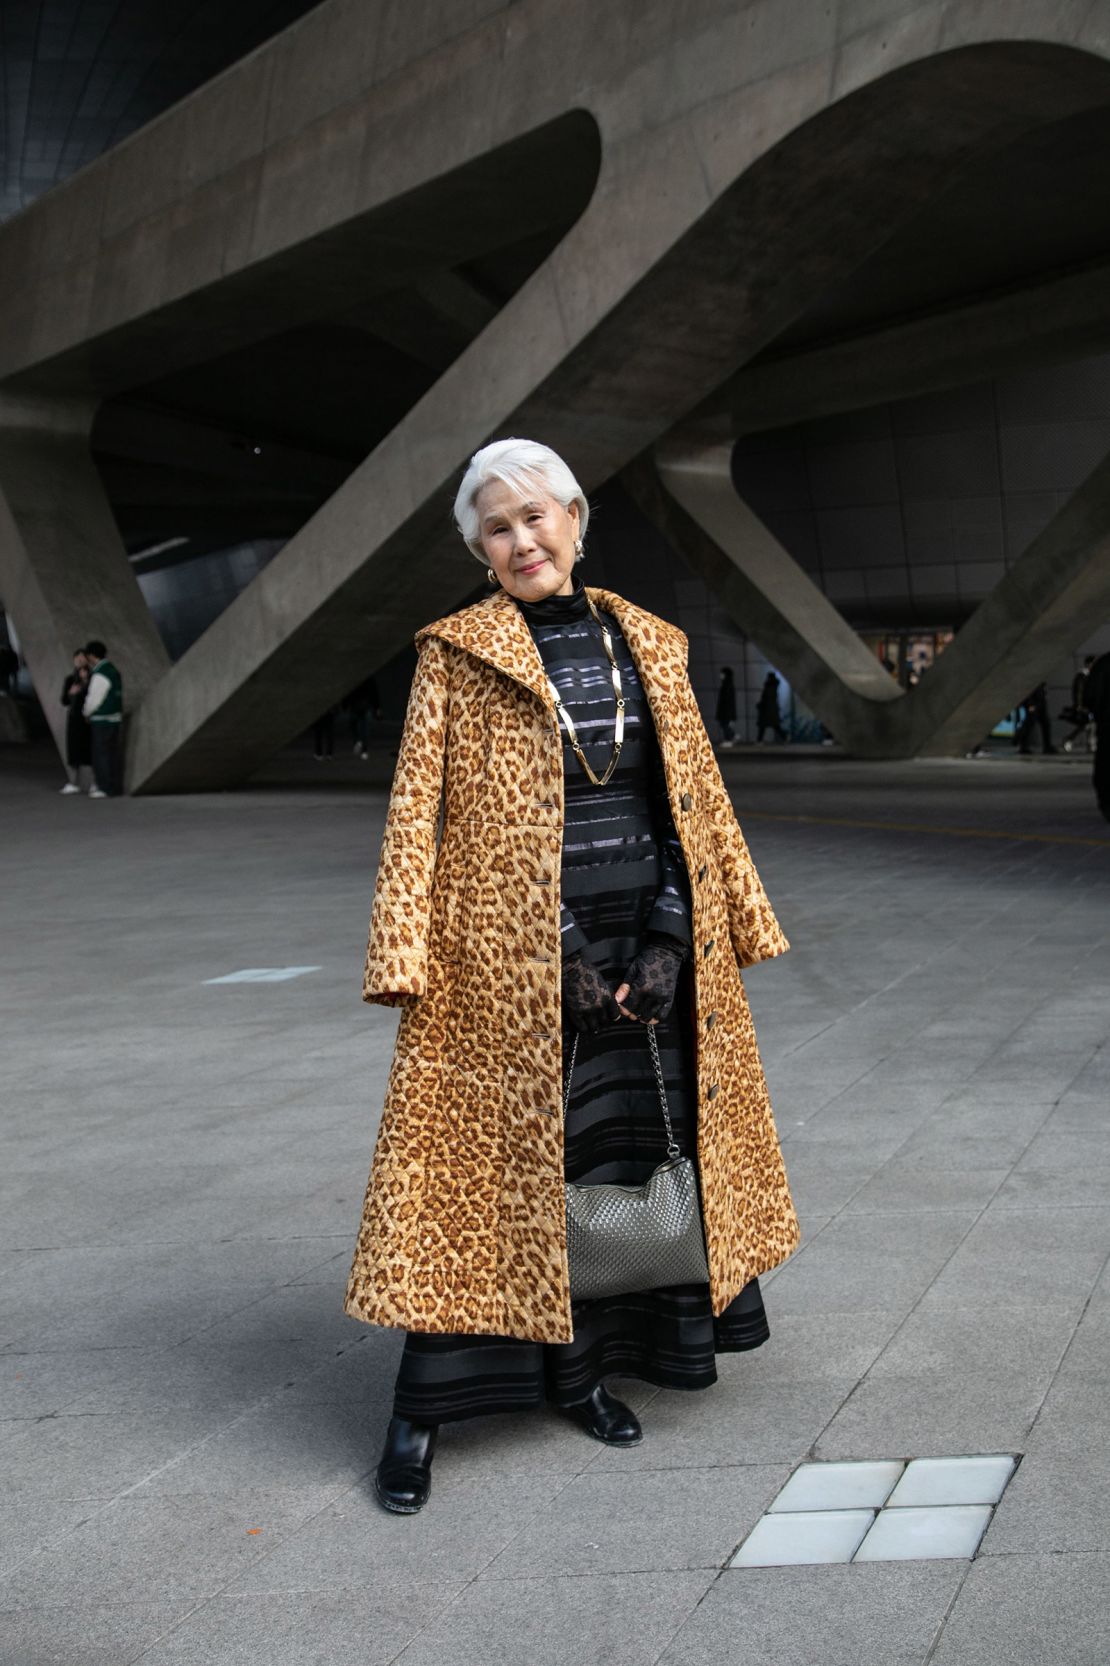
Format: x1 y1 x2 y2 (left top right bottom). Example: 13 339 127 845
561 952 621 1035
620 933 689 1023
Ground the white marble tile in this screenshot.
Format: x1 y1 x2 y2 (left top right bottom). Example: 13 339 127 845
886 1455 1015 1508
204 967 321 984
730 1510 875 1567
769 1460 904 1513
853 1505 993 1562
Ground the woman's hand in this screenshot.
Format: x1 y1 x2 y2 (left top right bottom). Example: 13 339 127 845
561 952 621 1034
615 935 688 1024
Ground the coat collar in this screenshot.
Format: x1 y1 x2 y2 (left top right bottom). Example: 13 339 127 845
416 584 689 712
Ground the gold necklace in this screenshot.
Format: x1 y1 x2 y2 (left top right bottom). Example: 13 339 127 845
544 591 625 787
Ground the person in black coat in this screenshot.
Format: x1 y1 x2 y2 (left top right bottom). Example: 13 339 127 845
1017 683 1056 755
1084 651 1110 822
757 672 786 743
60 650 92 794
715 666 737 747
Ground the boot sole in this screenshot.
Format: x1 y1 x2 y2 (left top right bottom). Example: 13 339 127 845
573 1418 643 1447
374 1475 430 1514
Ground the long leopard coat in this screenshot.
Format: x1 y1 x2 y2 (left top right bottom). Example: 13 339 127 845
345 584 799 1344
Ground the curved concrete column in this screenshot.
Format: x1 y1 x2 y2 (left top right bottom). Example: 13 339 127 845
0 396 169 760
640 440 1110 758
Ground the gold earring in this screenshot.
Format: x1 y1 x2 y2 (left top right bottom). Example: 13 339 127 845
574 539 584 558
487 567 498 585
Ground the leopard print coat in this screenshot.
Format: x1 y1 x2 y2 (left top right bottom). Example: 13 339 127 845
344 584 799 1343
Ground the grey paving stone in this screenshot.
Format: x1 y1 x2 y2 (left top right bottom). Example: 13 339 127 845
587 1373 856 1470
993 1167 1110 1207
842 1165 1009 1214
0 1497 105 1576
0 1408 221 1501
0 1599 196 1666
61 1339 333 1415
227 1473 570 1587
131 1401 378 1497
929 1553 1110 1665
814 1369 1048 1460
765 1211 976 1315
0 1351 142 1419
657 1562 963 1665
983 1378 1110 1554
0 1489 335 1607
917 1207 1110 1312
1053 1306 1110 1378
1016 1127 1110 1170
116 1582 467 1666
730 1310 904 1382
984 1446 1110 1556
390 1571 715 1666
866 1303 1078 1382
479 1466 788 1578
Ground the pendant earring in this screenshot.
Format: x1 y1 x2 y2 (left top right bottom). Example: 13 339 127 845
574 539 584 559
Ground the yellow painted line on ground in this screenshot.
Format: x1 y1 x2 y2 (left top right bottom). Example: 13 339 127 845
741 811 1110 849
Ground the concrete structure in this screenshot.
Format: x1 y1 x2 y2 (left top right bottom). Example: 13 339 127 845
2 1 1110 782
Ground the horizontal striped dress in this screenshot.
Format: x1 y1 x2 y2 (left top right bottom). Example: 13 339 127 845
391 570 769 1422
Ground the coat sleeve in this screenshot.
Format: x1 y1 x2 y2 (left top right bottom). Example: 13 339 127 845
677 678 789 969
645 740 693 946
362 634 452 1006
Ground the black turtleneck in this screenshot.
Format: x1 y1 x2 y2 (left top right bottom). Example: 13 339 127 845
512 568 590 626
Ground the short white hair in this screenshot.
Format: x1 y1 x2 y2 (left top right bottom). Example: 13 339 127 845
453 437 589 561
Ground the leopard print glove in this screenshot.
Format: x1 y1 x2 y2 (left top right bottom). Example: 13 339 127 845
561 952 621 1035
620 934 689 1023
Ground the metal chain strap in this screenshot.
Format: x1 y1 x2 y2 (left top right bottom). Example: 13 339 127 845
562 1023 681 1161
544 594 624 788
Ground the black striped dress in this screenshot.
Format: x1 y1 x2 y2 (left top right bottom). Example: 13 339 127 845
391 571 768 1422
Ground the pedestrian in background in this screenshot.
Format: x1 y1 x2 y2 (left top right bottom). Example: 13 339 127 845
345 675 381 759
1062 655 1096 752
757 672 786 744
313 705 336 761
715 666 736 747
82 640 124 797
1084 650 1110 821
59 649 92 794
0 640 18 695
1018 683 1056 755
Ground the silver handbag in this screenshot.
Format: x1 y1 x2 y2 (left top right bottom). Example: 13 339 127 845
562 1024 710 1301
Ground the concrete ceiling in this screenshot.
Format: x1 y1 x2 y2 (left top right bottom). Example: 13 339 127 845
759 103 1110 358
0 0 322 223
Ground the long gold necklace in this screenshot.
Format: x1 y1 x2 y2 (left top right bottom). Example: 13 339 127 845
544 591 624 787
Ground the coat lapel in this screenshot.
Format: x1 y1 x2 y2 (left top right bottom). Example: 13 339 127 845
416 584 689 712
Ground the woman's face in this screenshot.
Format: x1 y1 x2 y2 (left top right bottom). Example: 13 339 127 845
476 477 580 602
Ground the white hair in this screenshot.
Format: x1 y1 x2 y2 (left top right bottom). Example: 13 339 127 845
453 437 589 561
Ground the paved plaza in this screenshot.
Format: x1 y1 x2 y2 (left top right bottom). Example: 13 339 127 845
2 743 1109 1665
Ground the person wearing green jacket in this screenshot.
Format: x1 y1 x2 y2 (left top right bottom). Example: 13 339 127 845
82 639 124 797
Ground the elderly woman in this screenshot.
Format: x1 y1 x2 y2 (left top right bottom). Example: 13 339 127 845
346 438 798 1513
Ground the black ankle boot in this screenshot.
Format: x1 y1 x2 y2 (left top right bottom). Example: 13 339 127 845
568 1384 642 1446
375 1415 439 1513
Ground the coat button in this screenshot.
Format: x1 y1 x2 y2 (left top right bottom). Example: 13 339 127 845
707 1083 720 1100
680 792 693 811
706 1011 717 1030
697 863 708 882
703 938 715 957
